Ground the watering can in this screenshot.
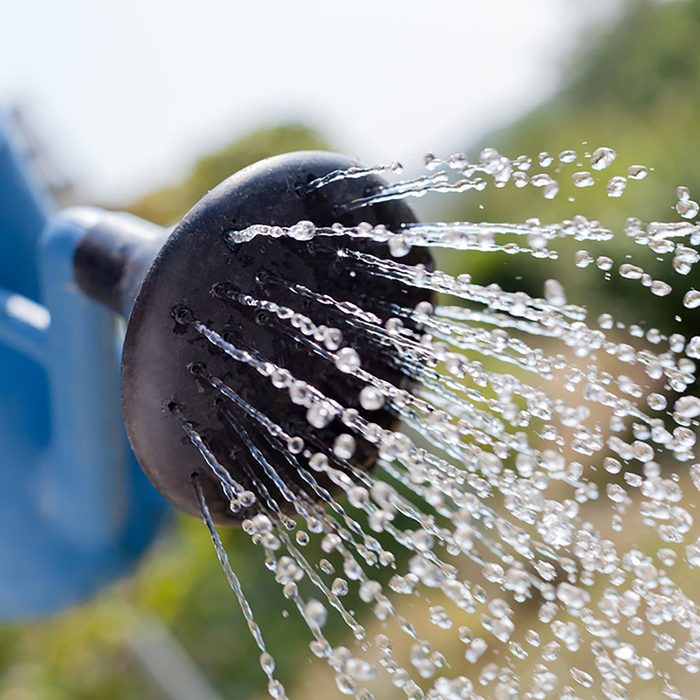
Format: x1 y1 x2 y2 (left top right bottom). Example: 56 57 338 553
0 114 168 618
0 113 418 619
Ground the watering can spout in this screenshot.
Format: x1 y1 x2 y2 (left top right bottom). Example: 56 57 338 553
72 211 169 318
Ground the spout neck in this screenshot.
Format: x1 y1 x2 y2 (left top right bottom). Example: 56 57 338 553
73 212 169 318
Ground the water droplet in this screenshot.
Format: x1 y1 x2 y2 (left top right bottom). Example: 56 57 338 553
429 605 452 629
543 180 559 200
570 667 593 688
288 220 316 240
305 599 327 628
590 146 616 170
306 400 336 429
686 336 700 358
607 175 627 198
596 255 613 271
558 149 577 163
647 393 667 411
613 643 635 661
651 280 672 297
333 433 357 460
465 638 488 663
239 490 257 508
683 289 700 308
424 152 439 169
388 235 412 258
260 652 275 674
575 250 593 268
628 164 648 180
619 263 644 279
336 348 361 373
557 582 590 610
677 198 699 219
359 386 385 410
674 396 700 419
572 171 595 188
544 279 566 307
287 436 304 454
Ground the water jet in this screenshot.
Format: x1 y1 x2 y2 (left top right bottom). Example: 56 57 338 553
3 117 700 698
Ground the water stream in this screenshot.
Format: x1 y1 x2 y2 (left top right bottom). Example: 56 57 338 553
181 146 700 699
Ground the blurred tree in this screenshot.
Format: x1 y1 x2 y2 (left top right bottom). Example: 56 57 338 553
127 124 329 225
443 0 700 335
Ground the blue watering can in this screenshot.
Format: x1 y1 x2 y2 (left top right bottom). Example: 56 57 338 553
0 112 419 619
0 113 168 618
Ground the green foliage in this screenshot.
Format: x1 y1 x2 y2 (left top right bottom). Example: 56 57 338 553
442 0 700 335
127 124 329 226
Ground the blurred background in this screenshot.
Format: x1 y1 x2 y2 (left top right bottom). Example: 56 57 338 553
2 0 700 697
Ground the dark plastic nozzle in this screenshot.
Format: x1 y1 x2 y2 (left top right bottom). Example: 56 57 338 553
87 152 432 525
74 213 168 317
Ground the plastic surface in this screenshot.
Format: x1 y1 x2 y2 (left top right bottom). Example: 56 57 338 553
0 118 167 619
74 213 168 316
0 115 53 302
122 151 433 525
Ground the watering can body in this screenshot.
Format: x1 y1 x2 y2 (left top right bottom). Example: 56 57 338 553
0 115 168 619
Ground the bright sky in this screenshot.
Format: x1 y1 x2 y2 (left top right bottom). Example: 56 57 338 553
1 0 616 205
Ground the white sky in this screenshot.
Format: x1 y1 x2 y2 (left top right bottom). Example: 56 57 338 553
1 0 617 205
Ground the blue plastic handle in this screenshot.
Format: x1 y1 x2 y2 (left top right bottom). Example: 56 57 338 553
0 114 168 619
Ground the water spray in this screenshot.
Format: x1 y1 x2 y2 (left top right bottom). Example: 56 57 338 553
3 114 700 698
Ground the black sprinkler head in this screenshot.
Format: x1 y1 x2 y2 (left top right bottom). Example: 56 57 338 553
78 152 433 525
